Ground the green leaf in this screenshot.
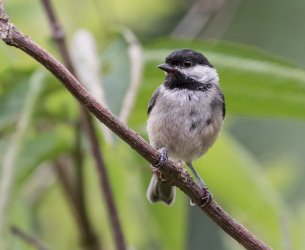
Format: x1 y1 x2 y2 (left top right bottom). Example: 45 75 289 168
101 34 131 116
143 39 305 120
0 70 46 249
0 67 35 130
16 130 72 185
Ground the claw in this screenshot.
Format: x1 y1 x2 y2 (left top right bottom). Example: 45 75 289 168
190 189 212 207
153 147 168 169
198 191 212 207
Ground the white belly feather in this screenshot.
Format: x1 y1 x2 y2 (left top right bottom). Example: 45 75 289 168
147 86 223 163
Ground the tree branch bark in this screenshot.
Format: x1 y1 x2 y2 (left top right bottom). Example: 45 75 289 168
0 5 271 250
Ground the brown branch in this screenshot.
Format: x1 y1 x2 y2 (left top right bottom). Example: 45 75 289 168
72 119 86 228
11 226 49 250
82 111 126 250
38 1 101 249
53 160 100 250
39 1 126 250
40 0 73 72
53 160 77 205
0 6 271 250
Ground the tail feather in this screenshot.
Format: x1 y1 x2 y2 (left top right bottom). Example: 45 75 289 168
146 174 175 205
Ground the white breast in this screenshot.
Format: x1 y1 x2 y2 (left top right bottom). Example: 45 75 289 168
147 85 223 163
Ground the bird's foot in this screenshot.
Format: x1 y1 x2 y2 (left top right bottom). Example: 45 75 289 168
153 147 168 169
199 190 213 207
190 189 212 207
194 177 213 207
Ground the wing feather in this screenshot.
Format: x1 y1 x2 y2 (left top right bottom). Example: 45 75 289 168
147 87 161 115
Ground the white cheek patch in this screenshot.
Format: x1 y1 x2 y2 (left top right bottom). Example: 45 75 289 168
180 65 219 84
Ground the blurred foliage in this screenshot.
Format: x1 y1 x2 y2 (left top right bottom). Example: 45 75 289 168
101 34 131 116
1 0 305 250
223 0 305 66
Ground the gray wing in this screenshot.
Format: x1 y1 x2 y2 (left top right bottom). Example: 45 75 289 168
211 90 226 119
147 87 160 115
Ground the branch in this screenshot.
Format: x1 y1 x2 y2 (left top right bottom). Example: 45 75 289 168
11 226 49 250
38 2 101 249
82 111 126 250
40 0 73 72
53 159 100 250
39 1 126 249
0 6 271 250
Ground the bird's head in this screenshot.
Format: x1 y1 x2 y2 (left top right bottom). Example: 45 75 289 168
158 49 219 89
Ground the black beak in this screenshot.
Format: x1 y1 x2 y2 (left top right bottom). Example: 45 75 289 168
158 63 176 73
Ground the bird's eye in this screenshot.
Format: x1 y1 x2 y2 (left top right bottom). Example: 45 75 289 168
183 60 192 67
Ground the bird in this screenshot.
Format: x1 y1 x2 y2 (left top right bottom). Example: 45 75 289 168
146 49 225 206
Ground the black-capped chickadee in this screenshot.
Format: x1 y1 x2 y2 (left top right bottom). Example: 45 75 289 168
146 49 225 205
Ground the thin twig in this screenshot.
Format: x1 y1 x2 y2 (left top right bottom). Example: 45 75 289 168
82 110 126 250
11 226 50 250
53 160 100 250
53 159 77 205
40 0 73 71
39 1 101 249
72 119 88 236
39 1 126 250
0 6 271 249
